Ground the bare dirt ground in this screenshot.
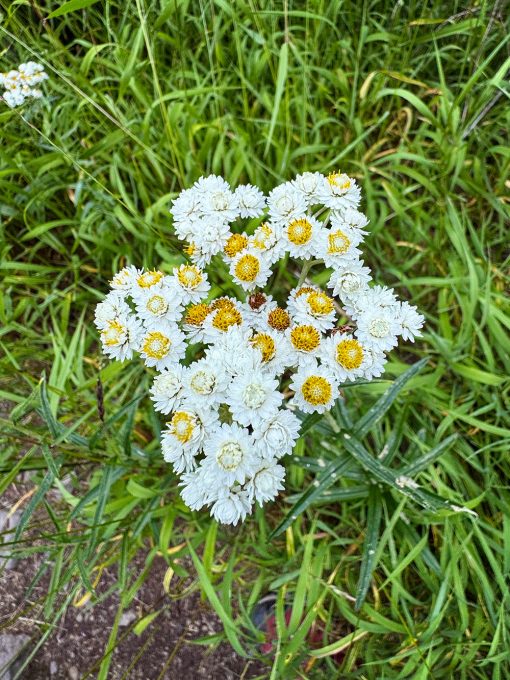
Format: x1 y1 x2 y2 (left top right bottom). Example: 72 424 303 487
0 495 267 680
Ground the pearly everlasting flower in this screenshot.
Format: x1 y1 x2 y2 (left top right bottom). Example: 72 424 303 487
172 264 211 304
230 249 273 292
202 298 247 343
110 265 141 294
360 346 387 380
138 325 186 370
328 260 372 299
267 182 307 226
279 214 323 260
317 171 361 213
396 301 425 342
205 326 258 376
292 172 326 206
247 460 286 505
315 225 363 267
192 218 232 261
132 269 166 294
252 409 302 460
150 365 186 414
210 486 253 525
234 184 266 218
162 407 218 473
94 291 132 330
170 188 203 240
355 306 401 352
285 322 324 367
320 334 366 382
292 289 337 333
100 315 143 361
227 371 283 427
182 357 231 407
1 62 48 108
202 423 260 486
133 282 183 329
290 362 339 414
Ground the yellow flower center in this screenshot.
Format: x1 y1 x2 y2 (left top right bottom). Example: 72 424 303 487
287 218 313 246
301 376 332 406
250 333 276 362
184 242 196 256
184 303 210 326
137 270 164 288
234 254 260 282
328 229 351 254
307 291 334 315
102 320 125 346
336 339 364 369
268 307 291 331
169 412 196 443
177 265 203 289
224 233 248 258
212 307 243 331
327 172 351 191
146 294 168 315
290 325 321 352
142 331 171 359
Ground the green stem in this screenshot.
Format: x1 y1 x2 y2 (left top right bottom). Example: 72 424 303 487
296 259 322 288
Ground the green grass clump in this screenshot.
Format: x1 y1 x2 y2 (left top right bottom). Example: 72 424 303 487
1 1 509 678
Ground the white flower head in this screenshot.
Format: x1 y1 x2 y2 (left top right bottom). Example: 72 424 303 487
291 171 326 206
334 207 369 234
320 334 366 382
138 325 186 370
172 264 211 304
241 293 278 329
280 214 324 260
150 365 186 414
199 176 239 222
246 460 286 505
344 284 398 320
133 281 184 329
248 329 290 374
162 407 218 473
234 184 266 218
131 269 166 295
252 409 302 460
328 260 372 299
227 371 283 427
181 302 212 343
267 182 307 226
109 265 141 295
182 357 231 407
210 486 253 525
94 291 132 330
396 301 425 342
292 289 337 333
290 362 339 414
170 188 203 240
179 469 213 511
202 298 247 343
202 422 260 486
205 325 259 377
192 218 232 261
355 306 401 352
315 225 363 267
99 314 143 362
229 249 272 292
361 346 388 380
285 322 324 367
317 171 361 213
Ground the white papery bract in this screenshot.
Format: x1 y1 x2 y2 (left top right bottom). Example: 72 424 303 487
96 169 425 524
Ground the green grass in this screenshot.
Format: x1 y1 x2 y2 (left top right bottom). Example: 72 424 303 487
1 0 509 678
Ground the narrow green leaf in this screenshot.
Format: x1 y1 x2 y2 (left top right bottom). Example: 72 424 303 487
269 455 353 539
355 486 382 610
47 0 101 19
264 41 288 155
353 358 428 438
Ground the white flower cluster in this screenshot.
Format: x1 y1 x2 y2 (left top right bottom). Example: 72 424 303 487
0 62 48 108
95 171 424 525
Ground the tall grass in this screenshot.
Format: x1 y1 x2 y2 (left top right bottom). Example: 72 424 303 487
1 1 509 677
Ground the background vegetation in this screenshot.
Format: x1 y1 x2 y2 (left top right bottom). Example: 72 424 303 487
1 0 509 677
